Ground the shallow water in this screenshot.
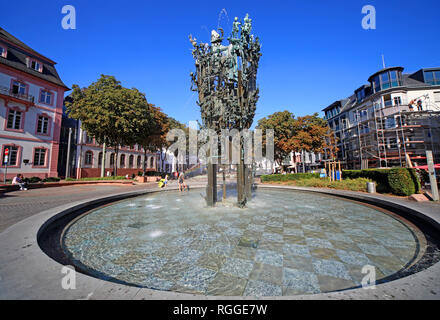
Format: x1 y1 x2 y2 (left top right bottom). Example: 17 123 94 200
62 189 424 296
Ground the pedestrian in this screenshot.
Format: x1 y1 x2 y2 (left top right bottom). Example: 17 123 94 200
178 172 187 192
12 174 27 191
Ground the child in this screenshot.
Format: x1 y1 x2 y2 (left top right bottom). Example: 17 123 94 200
178 172 187 192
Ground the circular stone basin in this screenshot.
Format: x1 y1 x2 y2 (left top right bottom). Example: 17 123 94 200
62 188 426 296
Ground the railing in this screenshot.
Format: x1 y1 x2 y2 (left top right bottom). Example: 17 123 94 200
0 86 34 103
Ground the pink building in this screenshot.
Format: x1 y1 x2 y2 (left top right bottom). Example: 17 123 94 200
0 28 69 179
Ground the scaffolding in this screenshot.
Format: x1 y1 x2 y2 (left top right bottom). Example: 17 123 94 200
338 103 440 169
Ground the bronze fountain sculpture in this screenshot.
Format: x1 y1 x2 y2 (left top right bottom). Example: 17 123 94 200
189 14 261 207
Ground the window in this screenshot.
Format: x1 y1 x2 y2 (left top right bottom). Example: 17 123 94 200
12 81 26 95
356 89 365 102
7 109 22 130
150 157 154 168
33 148 46 166
393 96 402 106
0 46 6 58
3 146 18 166
30 60 41 72
137 155 141 168
98 152 103 167
372 70 402 92
434 92 440 103
37 115 49 134
129 155 134 168
84 133 93 144
385 118 396 129
120 154 125 168
424 71 440 85
110 153 115 166
372 76 380 93
39 90 53 105
84 151 93 165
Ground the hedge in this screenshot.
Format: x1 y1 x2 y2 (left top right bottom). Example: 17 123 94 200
342 168 421 195
261 173 320 182
387 168 415 196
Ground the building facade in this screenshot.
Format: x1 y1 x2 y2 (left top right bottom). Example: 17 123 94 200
256 151 323 174
74 125 159 178
323 66 440 169
0 28 69 179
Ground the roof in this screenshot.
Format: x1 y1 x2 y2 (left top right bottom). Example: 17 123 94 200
0 27 69 90
367 66 404 82
323 67 440 114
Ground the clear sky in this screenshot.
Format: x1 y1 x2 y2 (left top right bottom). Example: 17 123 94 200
1 0 439 126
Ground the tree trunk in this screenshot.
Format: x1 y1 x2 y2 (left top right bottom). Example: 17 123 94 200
100 142 106 177
114 146 119 177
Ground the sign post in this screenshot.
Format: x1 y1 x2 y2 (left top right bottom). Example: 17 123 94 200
426 150 439 201
3 148 9 184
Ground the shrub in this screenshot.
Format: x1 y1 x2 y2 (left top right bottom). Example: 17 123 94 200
387 168 416 196
261 172 320 182
146 171 161 176
342 168 421 195
25 176 42 183
42 177 61 183
295 177 371 192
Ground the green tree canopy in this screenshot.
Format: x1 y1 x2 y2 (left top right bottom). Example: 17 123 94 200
65 75 155 174
256 111 331 166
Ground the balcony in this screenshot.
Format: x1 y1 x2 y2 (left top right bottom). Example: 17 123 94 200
0 86 35 104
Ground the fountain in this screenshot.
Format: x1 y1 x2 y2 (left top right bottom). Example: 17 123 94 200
189 14 261 207
37 15 440 299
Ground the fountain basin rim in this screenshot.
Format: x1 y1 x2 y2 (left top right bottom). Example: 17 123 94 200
20 185 440 299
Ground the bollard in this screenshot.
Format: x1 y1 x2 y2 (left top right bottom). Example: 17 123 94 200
367 182 376 194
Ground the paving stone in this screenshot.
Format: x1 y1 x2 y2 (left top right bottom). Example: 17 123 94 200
282 268 320 294
312 258 352 280
249 263 283 286
220 257 254 279
244 279 282 297
255 249 283 267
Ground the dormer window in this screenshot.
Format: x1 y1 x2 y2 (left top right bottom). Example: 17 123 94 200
39 90 53 105
27 58 43 72
369 67 403 93
423 70 440 85
0 45 6 58
31 60 41 71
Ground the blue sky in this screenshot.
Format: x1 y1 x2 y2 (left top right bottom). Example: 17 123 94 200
1 0 439 126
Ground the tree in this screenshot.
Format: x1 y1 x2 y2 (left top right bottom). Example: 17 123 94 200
256 111 298 168
257 111 332 171
136 105 169 175
66 75 153 176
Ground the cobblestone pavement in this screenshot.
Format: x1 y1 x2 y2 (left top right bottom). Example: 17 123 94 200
0 183 159 232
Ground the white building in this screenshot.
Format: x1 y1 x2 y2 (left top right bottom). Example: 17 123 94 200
74 125 158 178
